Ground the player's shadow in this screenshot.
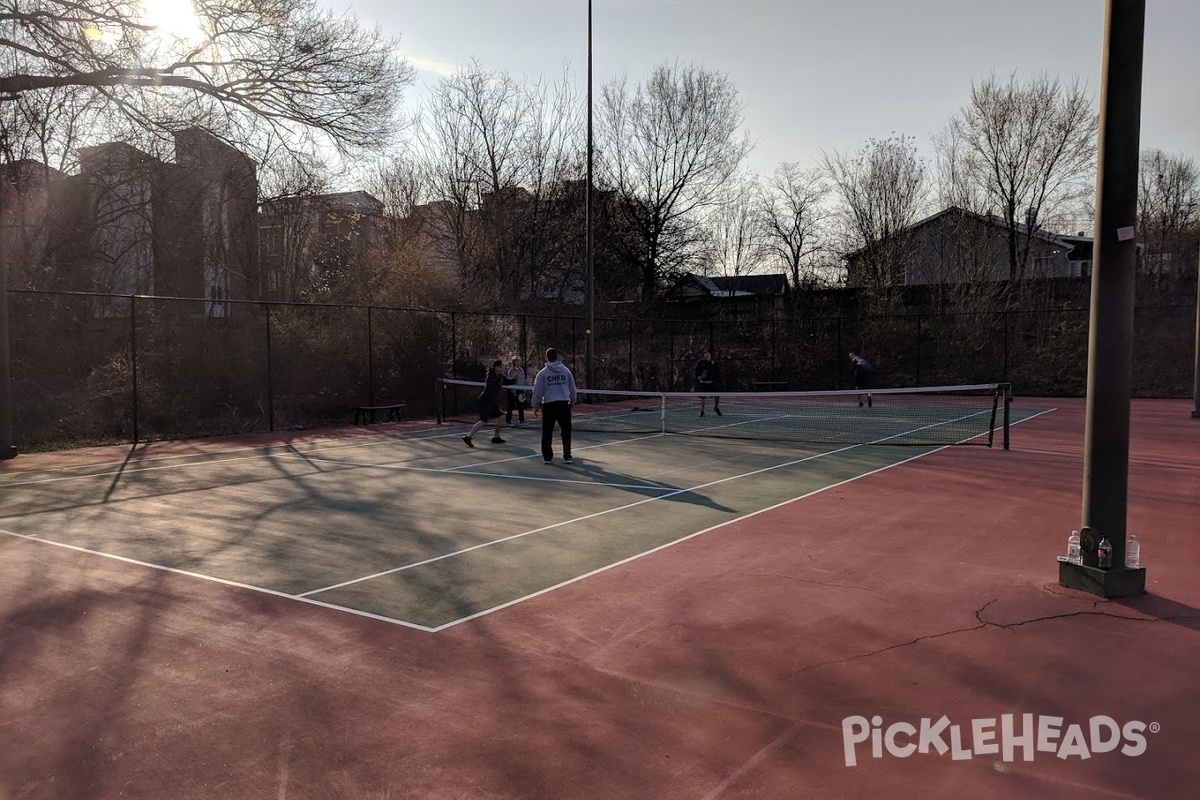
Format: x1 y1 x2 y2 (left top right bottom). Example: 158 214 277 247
566 459 736 514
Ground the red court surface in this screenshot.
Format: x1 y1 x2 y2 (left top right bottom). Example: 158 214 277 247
1 398 1198 799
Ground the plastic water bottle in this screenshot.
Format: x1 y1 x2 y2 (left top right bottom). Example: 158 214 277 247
1097 536 1113 569
1126 534 1140 568
1067 530 1081 564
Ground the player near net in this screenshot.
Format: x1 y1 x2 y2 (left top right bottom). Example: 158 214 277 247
695 351 722 417
462 360 507 448
849 352 874 408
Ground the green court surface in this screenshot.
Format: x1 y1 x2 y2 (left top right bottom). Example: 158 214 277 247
0 408 1045 631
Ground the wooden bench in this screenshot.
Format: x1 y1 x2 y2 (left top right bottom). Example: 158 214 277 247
353 403 406 425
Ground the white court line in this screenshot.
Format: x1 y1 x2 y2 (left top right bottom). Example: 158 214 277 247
0 428 467 489
430 406 1057 631
0 526 438 632
430 448 942 631
1 407 1055 634
300 405 1025 599
297 442 860 598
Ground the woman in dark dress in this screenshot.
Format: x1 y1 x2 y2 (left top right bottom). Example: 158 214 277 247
463 360 507 447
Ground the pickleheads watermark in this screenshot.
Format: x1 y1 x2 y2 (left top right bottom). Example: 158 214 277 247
842 714 1159 767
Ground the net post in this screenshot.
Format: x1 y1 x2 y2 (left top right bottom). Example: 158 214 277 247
660 392 667 435
434 379 444 425
1003 383 1012 450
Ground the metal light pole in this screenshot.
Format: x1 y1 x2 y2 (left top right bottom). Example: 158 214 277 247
585 0 596 390
1060 0 1146 597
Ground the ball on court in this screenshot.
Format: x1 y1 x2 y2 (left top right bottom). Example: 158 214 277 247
585 329 592 335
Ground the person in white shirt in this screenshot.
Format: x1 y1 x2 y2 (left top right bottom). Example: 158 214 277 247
531 348 578 464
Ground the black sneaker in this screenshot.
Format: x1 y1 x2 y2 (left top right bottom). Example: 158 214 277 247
714 407 722 416
491 436 505 444
563 456 574 464
867 395 873 408
462 435 474 447
544 457 553 464
699 410 705 417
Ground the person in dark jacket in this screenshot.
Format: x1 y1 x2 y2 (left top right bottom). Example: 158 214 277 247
695 352 722 417
850 352 874 408
463 360 507 447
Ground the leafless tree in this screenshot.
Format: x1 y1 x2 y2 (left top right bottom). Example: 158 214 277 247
942 72 1097 282
823 134 926 303
700 175 763 284
757 162 830 289
597 61 752 301
1137 148 1199 287
412 61 585 307
0 0 413 157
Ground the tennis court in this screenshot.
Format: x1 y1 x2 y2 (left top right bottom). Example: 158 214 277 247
0 385 1040 632
4 397 1200 800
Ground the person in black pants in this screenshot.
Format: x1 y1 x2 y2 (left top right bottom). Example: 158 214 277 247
695 351 722 417
531 348 578 464
462 360 508 446
850 352 874 408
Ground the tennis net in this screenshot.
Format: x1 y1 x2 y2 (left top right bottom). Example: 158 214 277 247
437 379 1012 448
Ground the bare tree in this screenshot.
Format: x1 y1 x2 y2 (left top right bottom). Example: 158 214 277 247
823 134 926 300
758 162 830 289
943 72 1097 281
702 175 764 284
597 61 752 301
412 61 585 307
1138 148 1199 286
0 0 413 156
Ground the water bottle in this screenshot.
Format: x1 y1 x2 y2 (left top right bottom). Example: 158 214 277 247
1126 534 1140 568
1097 536 1113 569
1067 530 1081 564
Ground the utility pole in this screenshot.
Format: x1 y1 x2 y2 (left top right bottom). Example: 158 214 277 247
585 0 596 389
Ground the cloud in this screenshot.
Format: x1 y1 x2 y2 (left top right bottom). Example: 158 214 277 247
407 54 460 79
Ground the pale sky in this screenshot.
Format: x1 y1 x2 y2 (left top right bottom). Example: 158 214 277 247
327 0 1200 179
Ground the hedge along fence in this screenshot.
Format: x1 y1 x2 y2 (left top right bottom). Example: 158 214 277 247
9 289 1196 450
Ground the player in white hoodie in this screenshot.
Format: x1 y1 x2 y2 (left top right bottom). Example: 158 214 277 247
531 347 578 464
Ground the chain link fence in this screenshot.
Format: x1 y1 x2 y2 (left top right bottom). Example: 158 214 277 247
9 289 1196 450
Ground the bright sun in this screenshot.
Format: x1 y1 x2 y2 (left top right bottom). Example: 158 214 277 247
139 0 208 48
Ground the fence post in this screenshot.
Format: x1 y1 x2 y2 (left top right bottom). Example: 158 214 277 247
669 322 675 390
130 295 139 444
835 315 844 389
628 320 634 389
265 303 275 432
1002 310 1010 382
520 315 528 371
915 315 923 386
366 305 374 406
770 316 777 382
450 312 458 379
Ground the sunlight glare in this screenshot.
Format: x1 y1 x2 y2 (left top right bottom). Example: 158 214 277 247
139 0 208 48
